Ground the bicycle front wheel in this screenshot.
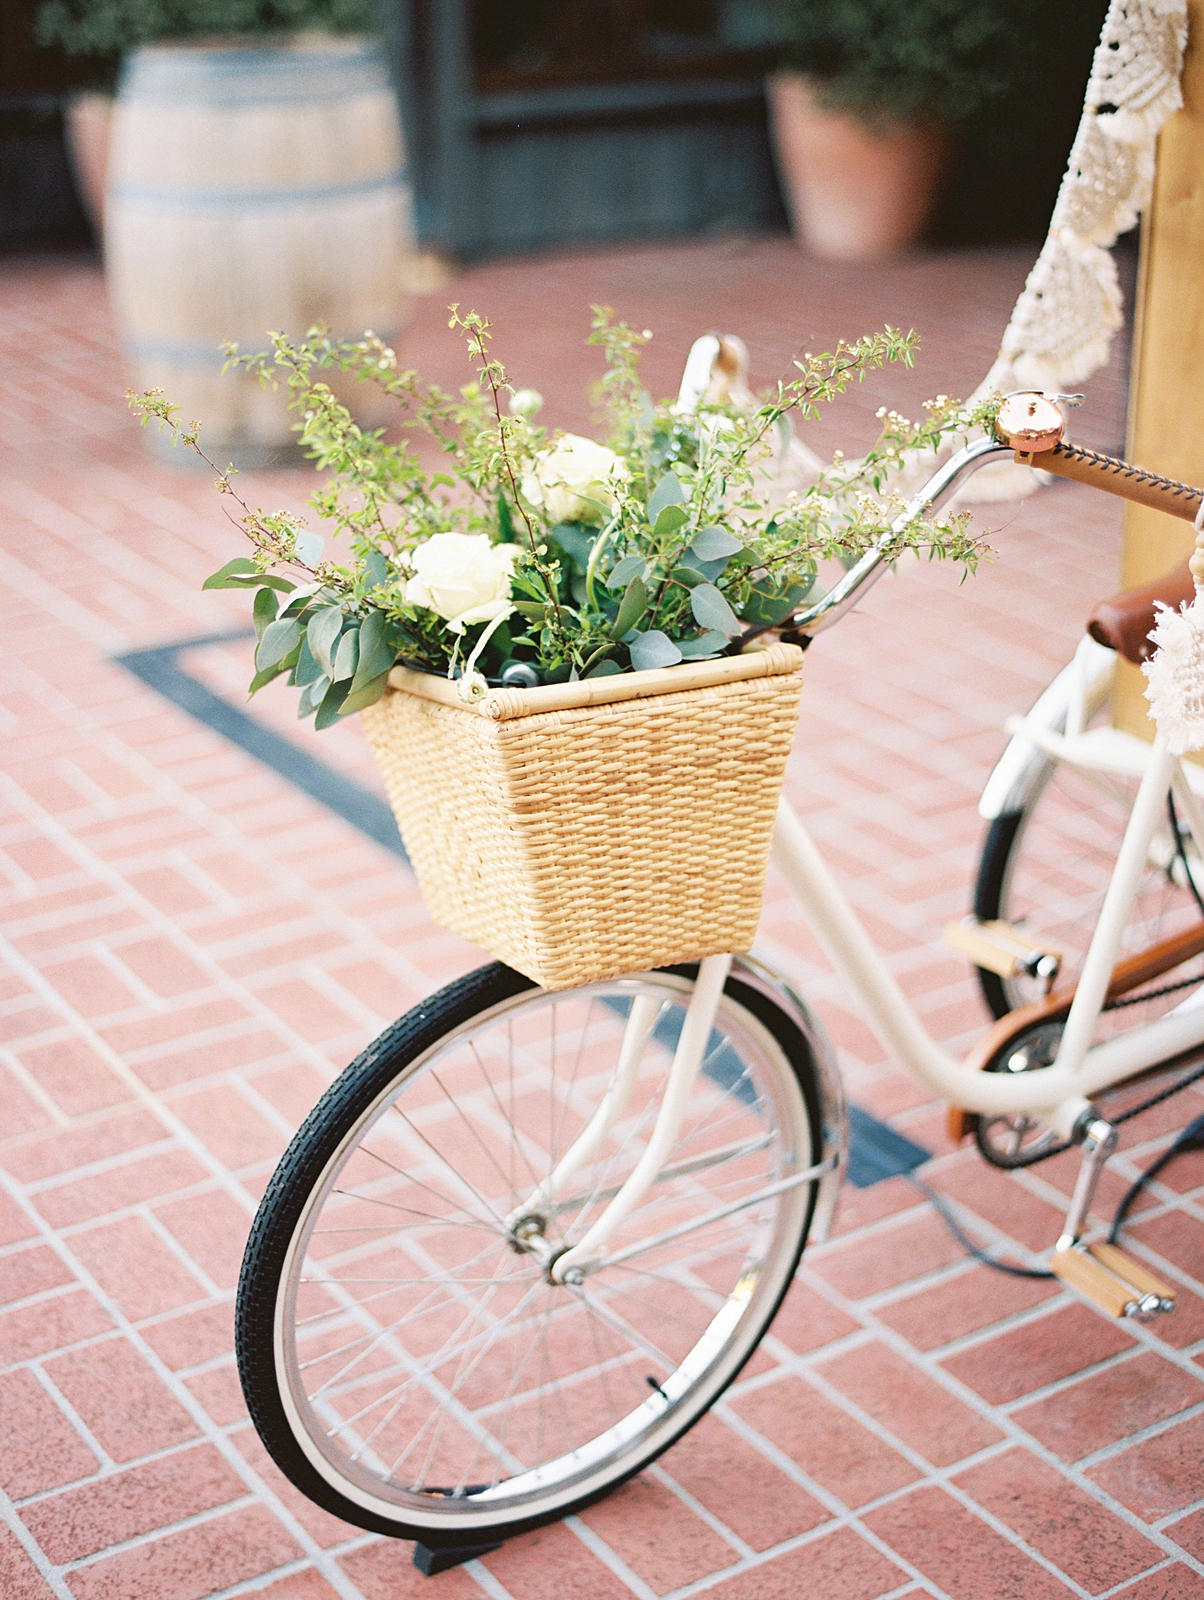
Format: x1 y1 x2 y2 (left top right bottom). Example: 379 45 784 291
236 961 823 1546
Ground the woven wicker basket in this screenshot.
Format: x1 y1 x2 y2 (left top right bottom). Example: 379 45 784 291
361 642 804 989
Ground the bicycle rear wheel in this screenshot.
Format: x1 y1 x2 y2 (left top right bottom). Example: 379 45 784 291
975 763 1204 1021
236 961 823 1546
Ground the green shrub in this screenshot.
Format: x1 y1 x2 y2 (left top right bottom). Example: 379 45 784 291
771 0 1104 128
38 0 378 58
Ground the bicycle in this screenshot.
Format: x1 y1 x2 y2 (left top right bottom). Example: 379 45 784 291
231 389 1204 1565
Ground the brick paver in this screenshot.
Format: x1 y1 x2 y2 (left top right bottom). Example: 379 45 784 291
2 239 1203 1598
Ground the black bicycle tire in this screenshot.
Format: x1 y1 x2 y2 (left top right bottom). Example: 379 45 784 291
973 809 1025 1019
235 959 823 1546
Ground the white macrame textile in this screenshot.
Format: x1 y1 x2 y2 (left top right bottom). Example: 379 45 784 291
1143 503 1204 754
959 0 1188 502
978 0 1186 396
1143 597 1204 752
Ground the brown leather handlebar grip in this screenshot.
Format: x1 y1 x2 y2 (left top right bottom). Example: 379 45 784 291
1017 440 1204 522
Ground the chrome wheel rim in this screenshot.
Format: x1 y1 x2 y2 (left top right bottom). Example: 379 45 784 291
272 975 814 1530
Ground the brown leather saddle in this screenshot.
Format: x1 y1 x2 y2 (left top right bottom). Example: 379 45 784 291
1086 559 1195 664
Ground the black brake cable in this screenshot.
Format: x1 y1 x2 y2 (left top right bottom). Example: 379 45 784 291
906 1174 1056 1279
1109 1112 1204 1245
1168 788 1204 920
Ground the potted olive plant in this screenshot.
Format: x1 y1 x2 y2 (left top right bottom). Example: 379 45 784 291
765 0 1097 260
38 0 413 461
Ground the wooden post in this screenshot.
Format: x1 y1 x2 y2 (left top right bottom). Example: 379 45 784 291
1114 0 1204 737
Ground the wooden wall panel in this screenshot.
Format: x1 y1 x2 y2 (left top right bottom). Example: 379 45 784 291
1115 0 1204 735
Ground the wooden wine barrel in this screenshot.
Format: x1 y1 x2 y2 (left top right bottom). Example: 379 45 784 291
107 34 414 459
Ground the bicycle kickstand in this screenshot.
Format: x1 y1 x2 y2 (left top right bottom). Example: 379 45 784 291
1048 1111 1176 1319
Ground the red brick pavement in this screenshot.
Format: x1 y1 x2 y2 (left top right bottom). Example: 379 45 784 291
2 240 1203 1599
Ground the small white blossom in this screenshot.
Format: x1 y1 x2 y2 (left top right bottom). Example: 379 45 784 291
455 669 490 704
508 388 544 419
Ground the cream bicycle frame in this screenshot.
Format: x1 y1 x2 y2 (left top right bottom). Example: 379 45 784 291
546 429 1204 1281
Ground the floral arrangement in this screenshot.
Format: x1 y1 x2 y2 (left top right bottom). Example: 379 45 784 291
129 308 991 727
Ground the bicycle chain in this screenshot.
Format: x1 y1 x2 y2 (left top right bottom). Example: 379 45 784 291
1103 969 1204 1011
977 1054 1204 1170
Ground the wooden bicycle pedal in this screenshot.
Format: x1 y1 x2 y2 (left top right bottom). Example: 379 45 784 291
943 917 1062 980
1050 1244 1176 1318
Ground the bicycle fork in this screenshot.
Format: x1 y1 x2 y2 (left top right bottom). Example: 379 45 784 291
1045 734 1183 1317
503 954 834 1286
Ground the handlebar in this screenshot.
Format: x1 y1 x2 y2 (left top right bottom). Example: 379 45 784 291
1025 439 1203 521
766 392 1204 645
785 434 1013 640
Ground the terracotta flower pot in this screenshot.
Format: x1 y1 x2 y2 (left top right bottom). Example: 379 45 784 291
767 73 947 262
64 91 114 241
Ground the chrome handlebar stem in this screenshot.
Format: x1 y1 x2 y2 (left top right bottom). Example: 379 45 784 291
787 435 1015 638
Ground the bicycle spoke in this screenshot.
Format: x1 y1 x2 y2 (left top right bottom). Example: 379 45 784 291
259 972 816 1531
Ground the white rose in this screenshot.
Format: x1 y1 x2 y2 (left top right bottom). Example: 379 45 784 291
405 534 518 634
521 434 629 525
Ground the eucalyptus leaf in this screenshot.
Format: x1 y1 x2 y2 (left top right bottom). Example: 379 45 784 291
202 557 257 589
688 526 743 562
579 642 614 677
647 472 684 520
606 553 646 591
306 606 345 675
332 626 360 683
740 575 818 628
297 674 330 718
202 557 294 594
352 608 396 690
611 574 648 639
652 503 689 540
247 657 291 694
281 582 321 616
629 630 683 671
584 658 623 678
314 678 352 731
252 585 279 640
549 523 594 573
339 672 390 714
678 553 729 583
362 550 390 590
690 583 742 636
227 573 296 593
294 636 323 688
669 564 707 589
256 617 301 671
294 528 324 565
677 631 729 660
